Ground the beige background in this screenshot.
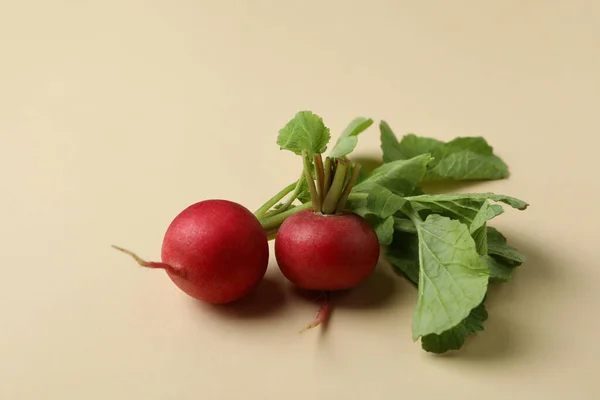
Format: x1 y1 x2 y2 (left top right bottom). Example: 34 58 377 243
1 1 599 399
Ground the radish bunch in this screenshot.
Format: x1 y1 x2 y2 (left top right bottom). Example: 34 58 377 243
113 110 529 353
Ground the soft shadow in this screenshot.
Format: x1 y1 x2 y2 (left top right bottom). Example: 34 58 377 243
486 231 565 300
194 277 286 319
426 313 520 362
334 264 399 309
435 231 566 361
287 264 399 337
289 264 398 311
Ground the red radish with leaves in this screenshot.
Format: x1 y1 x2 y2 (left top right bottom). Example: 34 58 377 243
113 199 269 304
274 153 380 330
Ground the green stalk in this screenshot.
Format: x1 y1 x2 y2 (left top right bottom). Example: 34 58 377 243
314 154 325 210
323 157 333 196
303 150 321 212
260 201 313 231
262 167 308 218
259 192 363 231
335 163 361 213
321 160 349 214
254 181 297 218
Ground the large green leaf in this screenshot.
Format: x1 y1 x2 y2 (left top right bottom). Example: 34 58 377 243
408 212 490 340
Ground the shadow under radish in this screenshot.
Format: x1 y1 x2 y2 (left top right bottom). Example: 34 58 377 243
287 262 405 338
193 276 287 320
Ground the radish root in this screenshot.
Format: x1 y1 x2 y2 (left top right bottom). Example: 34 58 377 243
111 245 185 277
300 291 331 333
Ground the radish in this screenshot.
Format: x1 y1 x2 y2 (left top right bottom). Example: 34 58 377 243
274 154 380 329
113 199 269 304
275 210 379 290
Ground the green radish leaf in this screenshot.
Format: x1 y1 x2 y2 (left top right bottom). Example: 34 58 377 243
296 177 312 204
348 183 406 220
353 154 433 197
469 201 504 255
486 227 526 267
394 217 417 234
470 202 505 234
421 303 488 353
277 111 331 156
329 117 373 158
381 123 443 163
386 231 420 284
380 122 509 181
364 214 395 245
406 193 527 257
407 211 490 340
365 185 406 219
344 193 369 217
406 193 528 227
483 255 515 283
427 151 509 181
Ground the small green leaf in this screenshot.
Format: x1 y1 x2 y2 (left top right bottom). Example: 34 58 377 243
408 212 490 340
277 111 331 156
421 303 488 353
354 154 433 196
329 117 373 158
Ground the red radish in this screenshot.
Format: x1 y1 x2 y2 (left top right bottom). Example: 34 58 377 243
113 199 269 304
275 210 379 290
274 154 380 330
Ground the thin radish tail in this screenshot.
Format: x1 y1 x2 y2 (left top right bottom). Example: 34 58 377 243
300 291 331 333
111 245 185 278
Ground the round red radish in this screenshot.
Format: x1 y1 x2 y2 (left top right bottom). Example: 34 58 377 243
114 199 269 304
274 210 379 291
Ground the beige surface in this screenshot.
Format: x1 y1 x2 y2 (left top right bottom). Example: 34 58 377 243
1 1 599 399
